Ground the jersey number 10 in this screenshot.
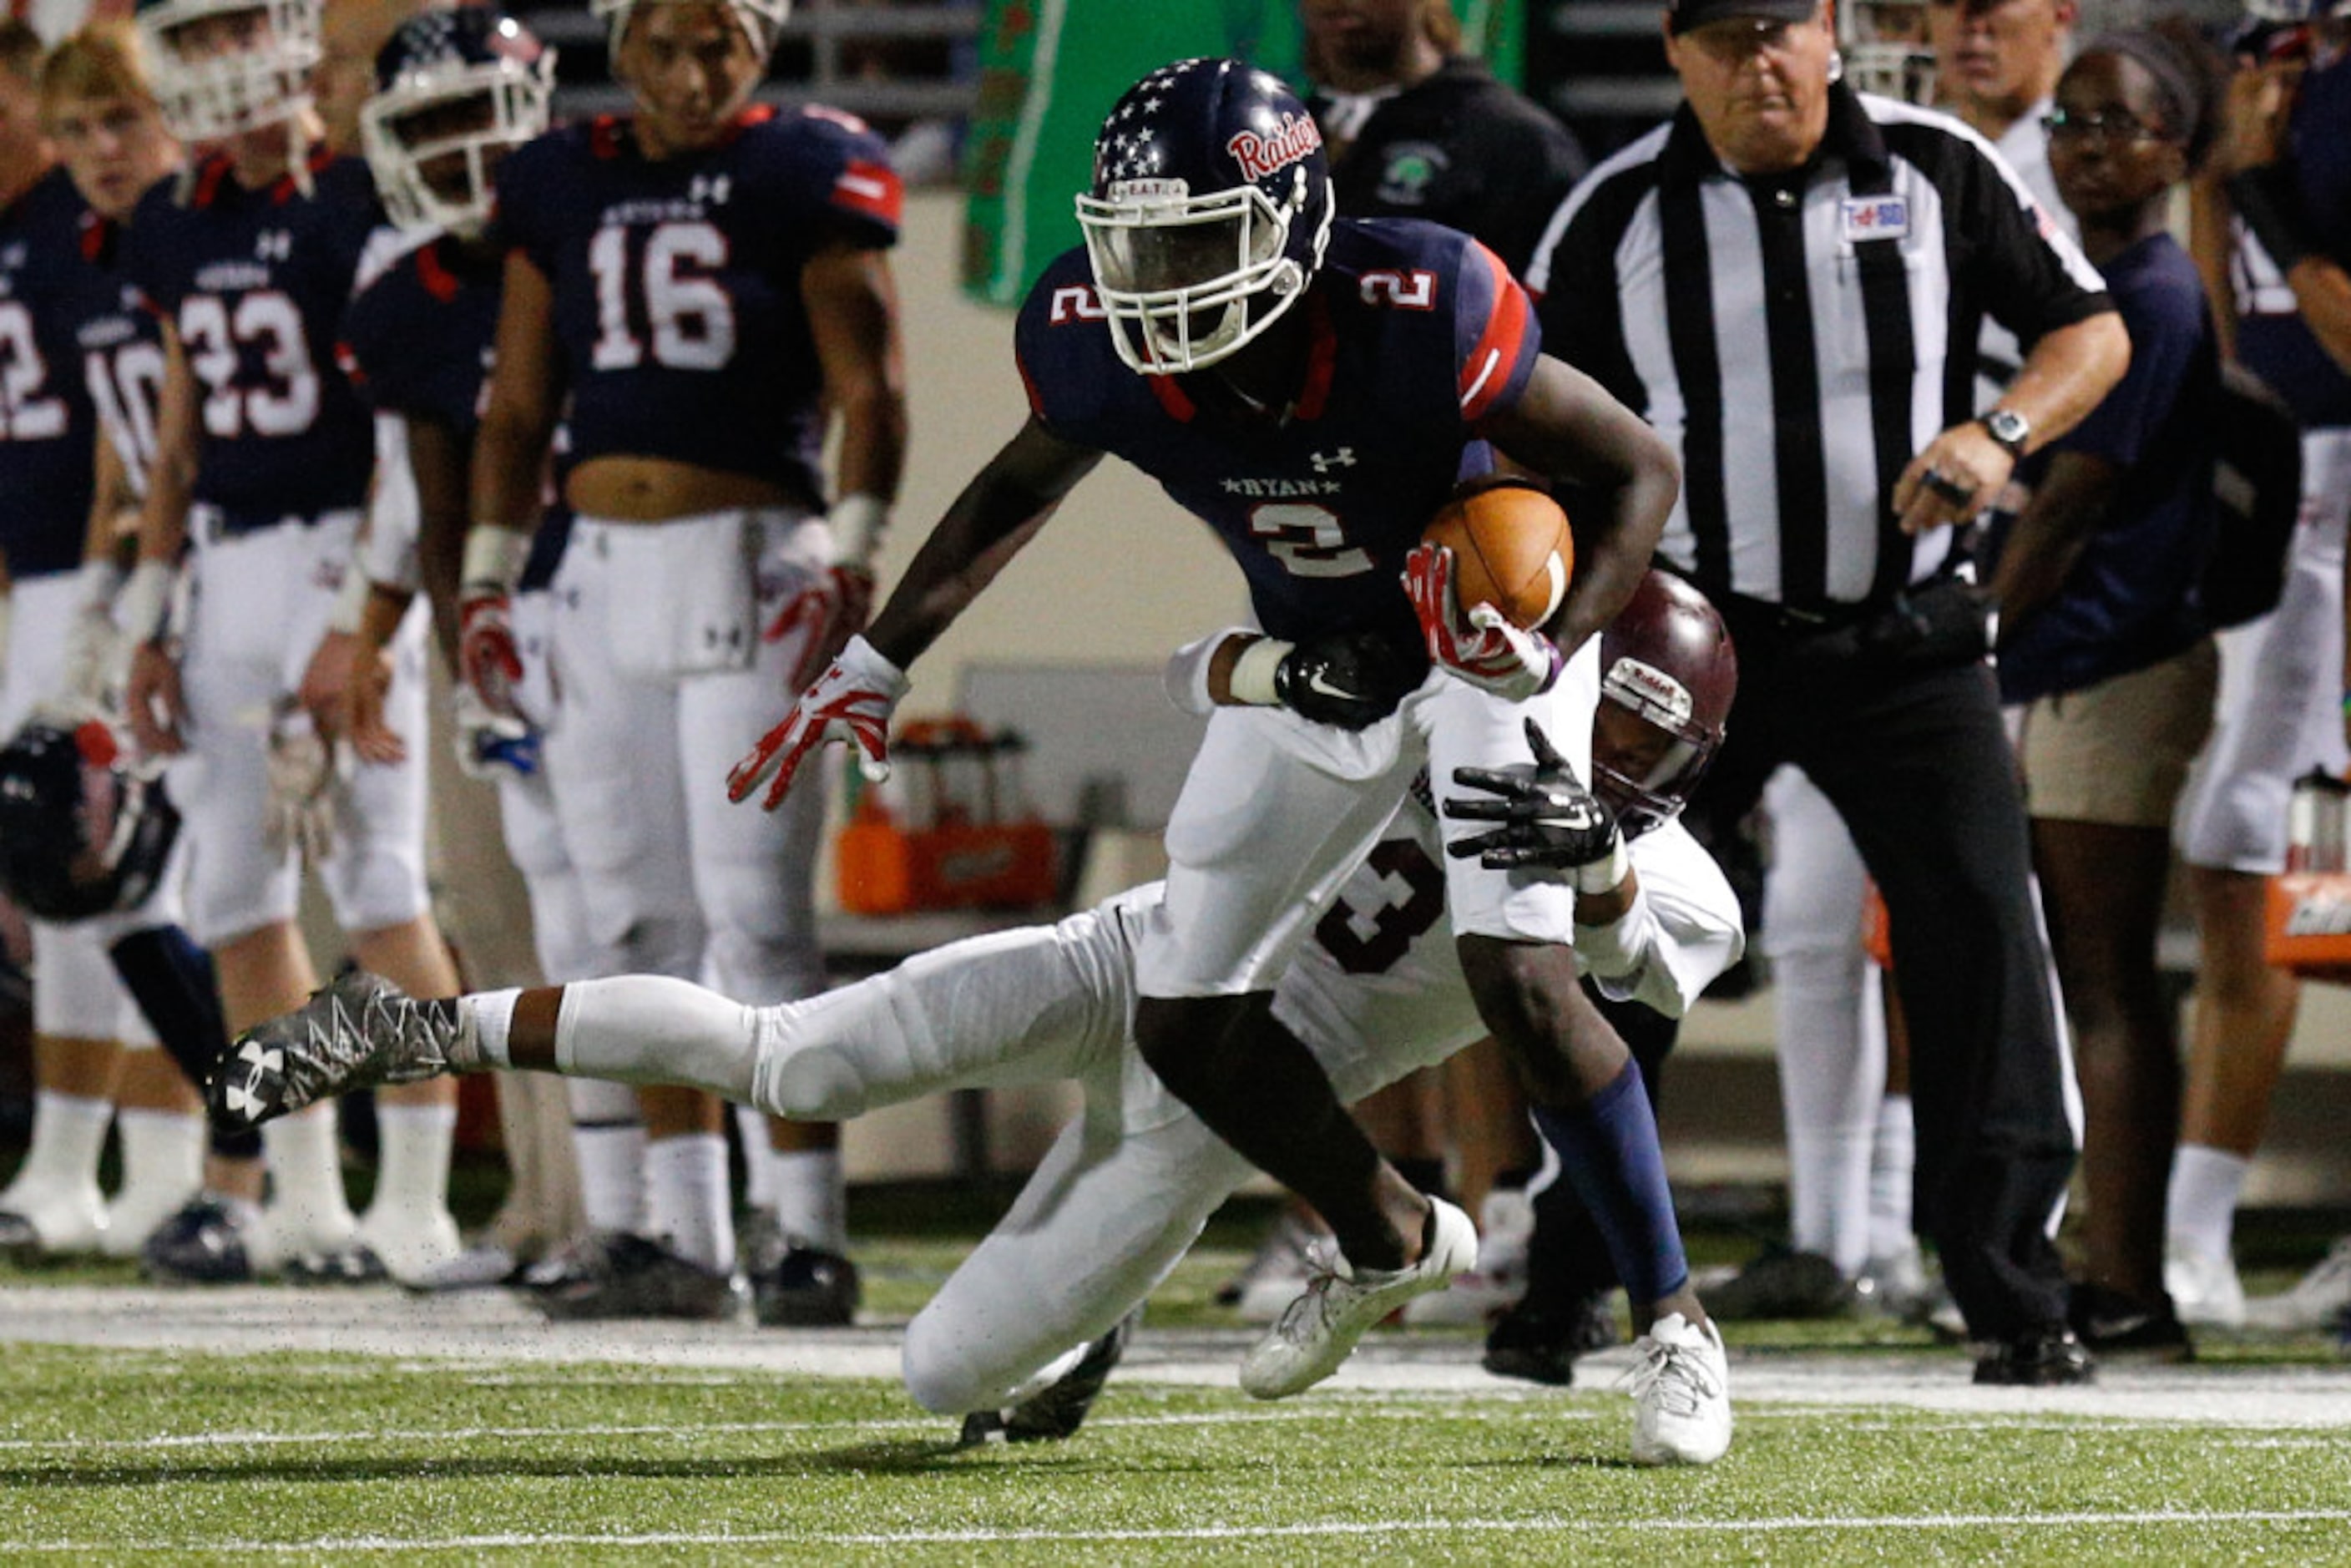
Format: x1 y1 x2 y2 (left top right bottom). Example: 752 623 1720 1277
589 220 737 372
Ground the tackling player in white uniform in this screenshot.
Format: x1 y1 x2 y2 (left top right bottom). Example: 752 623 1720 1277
215 569 1745 1464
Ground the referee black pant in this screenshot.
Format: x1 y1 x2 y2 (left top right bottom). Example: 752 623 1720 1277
1700 594 2075 1340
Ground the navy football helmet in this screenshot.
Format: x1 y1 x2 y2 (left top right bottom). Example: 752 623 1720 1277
1075 58 1334 375
134 0 320 143
0 720 181 923
361 8 554 238
1594 572 1737 840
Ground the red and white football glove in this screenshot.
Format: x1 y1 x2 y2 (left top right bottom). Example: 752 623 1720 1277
763 564 877 694
727 633 908 812
1401 542 1563 702
458 587 525 720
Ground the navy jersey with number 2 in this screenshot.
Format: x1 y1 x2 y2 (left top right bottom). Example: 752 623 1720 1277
1014 218 1540 651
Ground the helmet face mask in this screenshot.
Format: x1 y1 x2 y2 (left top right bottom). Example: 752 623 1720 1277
1838 0 1938 104
1075 58 1333 376
136 0 321 143
1591 573 1737 838
361 10 553 238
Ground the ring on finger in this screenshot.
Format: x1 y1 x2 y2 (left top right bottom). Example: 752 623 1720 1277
1924 469 1973 505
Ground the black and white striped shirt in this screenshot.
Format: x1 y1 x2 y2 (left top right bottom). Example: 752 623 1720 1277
1527 84 2110 612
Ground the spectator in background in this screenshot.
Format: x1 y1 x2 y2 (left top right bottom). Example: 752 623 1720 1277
2167 0 2351 1335
1301 0 1587 277
1995 23 2226 1362
1933 0 2075 214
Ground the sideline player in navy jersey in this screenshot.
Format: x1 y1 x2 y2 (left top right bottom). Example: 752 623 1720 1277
339 6 613 1292
119 0 468 1284
464 0 908 1321
0 18 215 1266
730 58 1727 1464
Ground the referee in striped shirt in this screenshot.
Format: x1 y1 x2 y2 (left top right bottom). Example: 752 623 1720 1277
1527 0 2129 1383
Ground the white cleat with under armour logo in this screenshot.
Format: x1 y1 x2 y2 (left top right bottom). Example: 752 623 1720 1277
210 971 470 1130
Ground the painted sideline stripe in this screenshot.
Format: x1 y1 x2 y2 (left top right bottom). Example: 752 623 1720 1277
8 1510 2350 1554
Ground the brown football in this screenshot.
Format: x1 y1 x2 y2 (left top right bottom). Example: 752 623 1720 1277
1421 480 1575 632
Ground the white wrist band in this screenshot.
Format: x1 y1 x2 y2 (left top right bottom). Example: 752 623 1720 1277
327 559 376 635
75 558 126 614
461 524 533 594
1572 833 1631 897
119 559 178 644
828 493 888 569
1227 637 1293 707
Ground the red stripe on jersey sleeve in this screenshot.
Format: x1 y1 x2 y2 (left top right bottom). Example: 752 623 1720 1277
1458 243 1534 423
832 159 904 228
1017 352 1045 418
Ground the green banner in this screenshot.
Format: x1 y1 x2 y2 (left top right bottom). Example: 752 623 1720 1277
960 1 1523 307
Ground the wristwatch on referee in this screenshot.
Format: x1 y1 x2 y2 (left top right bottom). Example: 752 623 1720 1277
1978 407 2030 461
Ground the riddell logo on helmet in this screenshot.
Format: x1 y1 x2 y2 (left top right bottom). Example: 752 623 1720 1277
1608 657 1694 724
1227 114 1322 183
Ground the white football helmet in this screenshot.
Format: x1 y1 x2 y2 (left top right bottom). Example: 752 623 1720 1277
1838 0 1937 104
134 0 321 143
361 8 554 238
591 0 791 65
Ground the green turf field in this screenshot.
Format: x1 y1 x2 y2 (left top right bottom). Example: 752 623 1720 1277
5 1194 2350 1565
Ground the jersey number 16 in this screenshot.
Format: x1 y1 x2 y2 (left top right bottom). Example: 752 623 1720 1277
589 220 736 372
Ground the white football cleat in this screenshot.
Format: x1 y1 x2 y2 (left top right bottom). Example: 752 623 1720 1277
0 1179 109 1261
2242 1235 2351 1333
2163 1236 2247 1329
100 1181 205 1260
1239 1196 1479 1399
1625 1312 1732 1466
1403 1186 1532 1327
1221 1208 1327 1323
356 1208 465 1287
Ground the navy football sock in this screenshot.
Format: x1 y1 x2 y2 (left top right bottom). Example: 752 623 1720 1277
1531 1060 1688 1306
109 924 260 1161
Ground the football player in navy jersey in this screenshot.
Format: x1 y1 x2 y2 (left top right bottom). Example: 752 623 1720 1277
730 58 1727 1462
0 17 215 1267
338 6 616 1292
463 0 907 1320
117 0 468 1285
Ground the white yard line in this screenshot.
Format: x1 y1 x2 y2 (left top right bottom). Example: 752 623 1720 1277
7 1510 2351 1555
4 1284 2348 1429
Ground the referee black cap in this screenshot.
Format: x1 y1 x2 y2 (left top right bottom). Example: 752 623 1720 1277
1666 0 1820 34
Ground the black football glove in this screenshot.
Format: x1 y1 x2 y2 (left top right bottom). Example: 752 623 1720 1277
1273 630 1421 731
1443 717 1625 879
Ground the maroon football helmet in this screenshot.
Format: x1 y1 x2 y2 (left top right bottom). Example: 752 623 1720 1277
1593 571 1737 838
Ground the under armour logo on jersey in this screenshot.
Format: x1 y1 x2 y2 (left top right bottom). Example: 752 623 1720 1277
688 175 732 207
255 230 292 261
1310 448 1356 473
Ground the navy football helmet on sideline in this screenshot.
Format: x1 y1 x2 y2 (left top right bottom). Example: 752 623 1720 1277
134 0 321 143
361 8 554 238
0 720 181 923
1594 572 1738 840
1075 58 1334 376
